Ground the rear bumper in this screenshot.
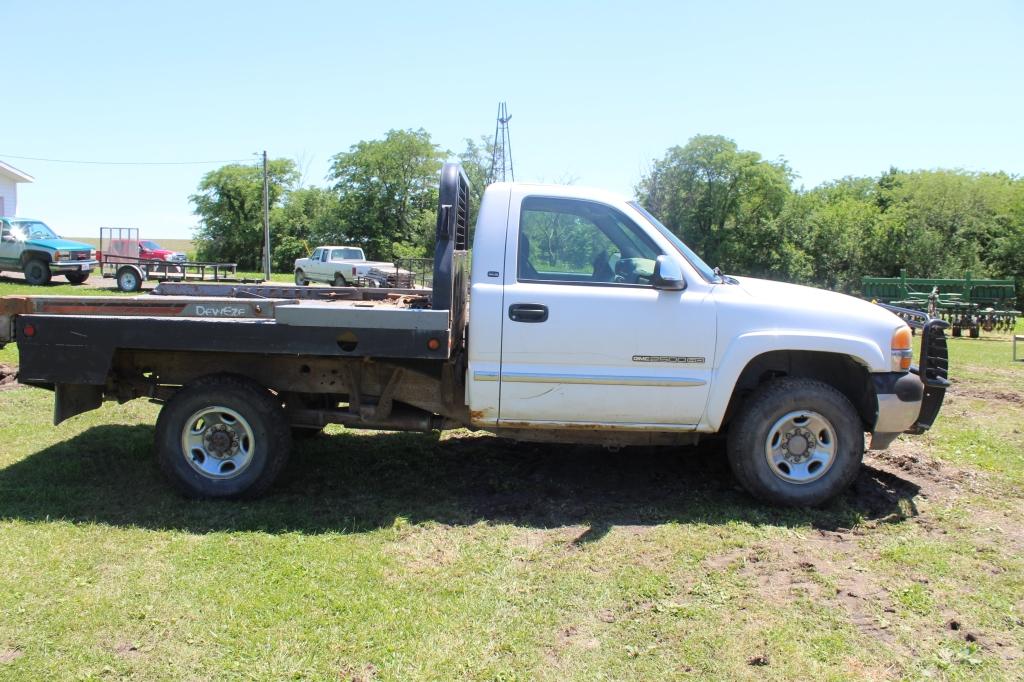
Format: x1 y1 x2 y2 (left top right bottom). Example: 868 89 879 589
869 317 950 450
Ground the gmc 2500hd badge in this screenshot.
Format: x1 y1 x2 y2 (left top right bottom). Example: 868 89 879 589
632 355 705 364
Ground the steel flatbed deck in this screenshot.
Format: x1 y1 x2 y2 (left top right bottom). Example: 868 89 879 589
3 287 455 387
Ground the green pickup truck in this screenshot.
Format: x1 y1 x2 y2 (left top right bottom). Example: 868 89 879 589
0 217 98 284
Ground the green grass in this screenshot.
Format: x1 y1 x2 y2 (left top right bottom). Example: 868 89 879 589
1 294 1023 678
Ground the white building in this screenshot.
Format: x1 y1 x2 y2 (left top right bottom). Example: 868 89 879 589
0 160 34 217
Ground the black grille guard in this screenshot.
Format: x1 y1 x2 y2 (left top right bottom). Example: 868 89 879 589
877 302 951 433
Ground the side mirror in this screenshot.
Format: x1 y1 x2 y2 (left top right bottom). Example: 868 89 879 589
652 255 685 290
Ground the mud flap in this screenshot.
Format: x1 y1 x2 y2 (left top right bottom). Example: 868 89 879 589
54 383 103 425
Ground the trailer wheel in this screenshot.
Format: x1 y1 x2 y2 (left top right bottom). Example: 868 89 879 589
726 377 863 507
154 375 292 499
65 271 90 284
23 258 52 285
116 266 143 292
294 269 309 286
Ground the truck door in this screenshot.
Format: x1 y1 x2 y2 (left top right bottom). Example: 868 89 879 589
498 194 716 428
0 220 19 269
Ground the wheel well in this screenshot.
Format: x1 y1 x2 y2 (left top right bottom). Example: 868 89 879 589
21 250 52 265
724 350 875 430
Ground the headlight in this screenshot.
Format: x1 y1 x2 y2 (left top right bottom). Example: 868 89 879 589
54 250 71 261
891 325 913 371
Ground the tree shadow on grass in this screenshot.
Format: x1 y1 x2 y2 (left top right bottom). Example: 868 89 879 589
0 424 920 536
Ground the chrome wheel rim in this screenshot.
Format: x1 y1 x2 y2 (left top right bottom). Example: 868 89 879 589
764 410 837 484
180 406 255 480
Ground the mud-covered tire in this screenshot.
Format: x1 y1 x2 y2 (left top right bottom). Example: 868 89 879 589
726 377 864 507
154 374 292 499
23 258 52 285
65 271 90 284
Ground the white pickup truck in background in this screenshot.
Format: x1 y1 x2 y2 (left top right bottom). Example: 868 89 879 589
0 163 949 506
293 245 395 287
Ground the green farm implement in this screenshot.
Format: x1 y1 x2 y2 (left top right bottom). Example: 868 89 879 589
862 270 1019 338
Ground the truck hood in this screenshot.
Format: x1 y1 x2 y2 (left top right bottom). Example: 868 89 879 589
731 276 885 317
25 238 94 251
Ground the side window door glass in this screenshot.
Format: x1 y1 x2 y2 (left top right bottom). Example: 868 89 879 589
518 197 663 285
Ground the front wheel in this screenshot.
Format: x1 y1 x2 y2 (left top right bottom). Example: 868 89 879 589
294 269 309 286
154 375 292 498
23 259 52 285
726 377 864 507
65 271 90 284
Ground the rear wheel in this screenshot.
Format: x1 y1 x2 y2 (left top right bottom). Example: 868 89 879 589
726 377 864 507
155 374 292 498
23 258 51 285
65 271 90 284
333 273 347 287
294 269 309 286
116 266 142 292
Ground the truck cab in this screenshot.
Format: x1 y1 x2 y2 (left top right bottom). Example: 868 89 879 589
0 217 98 285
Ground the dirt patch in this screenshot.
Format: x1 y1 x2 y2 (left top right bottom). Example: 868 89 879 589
948 383 1024 405
338 663 378 681
0 647 23 664
0 364 18 391
112 641 143 659
866 440 977 494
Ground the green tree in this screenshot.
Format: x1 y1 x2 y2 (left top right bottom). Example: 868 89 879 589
269 186 342 270
191 160 298 269
636 135 793 275
327 128 446 259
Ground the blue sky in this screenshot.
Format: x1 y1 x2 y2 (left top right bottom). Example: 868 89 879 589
6 0 1023 239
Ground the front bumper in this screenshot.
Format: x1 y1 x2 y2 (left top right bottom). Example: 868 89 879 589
869 316 950 450
50 259 99 273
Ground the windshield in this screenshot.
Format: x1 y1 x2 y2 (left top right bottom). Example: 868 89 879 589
11 220 60 241
627 202 719 283
141 240 162 250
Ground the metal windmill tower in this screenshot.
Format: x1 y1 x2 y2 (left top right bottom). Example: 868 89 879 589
488 102 514 183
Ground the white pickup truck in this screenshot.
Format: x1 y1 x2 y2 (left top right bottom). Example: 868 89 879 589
0 163 949 506
293 245 395 287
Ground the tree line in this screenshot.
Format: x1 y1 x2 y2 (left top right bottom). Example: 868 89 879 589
191 131 1024 307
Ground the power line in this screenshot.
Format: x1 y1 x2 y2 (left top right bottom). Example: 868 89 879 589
0 152 251 166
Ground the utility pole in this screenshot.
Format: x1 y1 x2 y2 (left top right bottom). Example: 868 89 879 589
488 102 514 184
261 150 271 280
